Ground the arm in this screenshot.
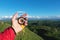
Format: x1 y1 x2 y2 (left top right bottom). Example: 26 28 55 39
0 27 15 40
0 13 28 40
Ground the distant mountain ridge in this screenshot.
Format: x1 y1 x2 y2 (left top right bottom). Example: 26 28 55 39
0 16 60 21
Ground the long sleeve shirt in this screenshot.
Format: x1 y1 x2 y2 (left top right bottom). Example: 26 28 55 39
0 27 16 40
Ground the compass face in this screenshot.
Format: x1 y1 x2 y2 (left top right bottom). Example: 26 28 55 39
17 11 27 25
18 18 25 25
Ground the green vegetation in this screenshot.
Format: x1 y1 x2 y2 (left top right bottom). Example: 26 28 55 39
28 20 60 40
0 20 60 40
0 21 43 40
15 28 43 40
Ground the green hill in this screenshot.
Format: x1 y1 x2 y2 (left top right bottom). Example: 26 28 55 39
0 21 43 40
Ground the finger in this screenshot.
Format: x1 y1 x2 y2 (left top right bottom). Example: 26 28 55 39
12 13 18 20
24 21 28 26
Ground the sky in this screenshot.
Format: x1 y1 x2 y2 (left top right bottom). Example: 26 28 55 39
0 0 60 18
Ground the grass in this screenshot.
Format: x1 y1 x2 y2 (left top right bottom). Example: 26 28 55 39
0 21 43 40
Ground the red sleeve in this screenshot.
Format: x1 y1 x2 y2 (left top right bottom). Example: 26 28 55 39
0 27 16 40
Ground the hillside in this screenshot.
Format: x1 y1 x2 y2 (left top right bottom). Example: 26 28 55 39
28 20 60 40
0 21 43 40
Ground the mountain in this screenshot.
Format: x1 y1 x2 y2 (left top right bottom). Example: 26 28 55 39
0 16 60 21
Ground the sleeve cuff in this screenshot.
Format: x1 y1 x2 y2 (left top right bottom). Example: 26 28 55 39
10 27 16 35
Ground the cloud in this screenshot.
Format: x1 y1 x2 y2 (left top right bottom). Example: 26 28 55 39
36 16 41 18
9 16 12 18
1 16 12 18
4 16 9 18
27 16 32 18
1 15 60 19
27 15 41 18
1 16 8 18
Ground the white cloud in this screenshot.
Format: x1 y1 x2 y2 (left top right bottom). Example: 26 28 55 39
27 15 41 18
9 16 12 18
36 16 41 18
1 15 60 19
27 15 35 18
4 16 9 18
1 16 12 18
27 16 32 18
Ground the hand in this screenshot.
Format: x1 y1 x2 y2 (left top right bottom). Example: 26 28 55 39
12 13 28 34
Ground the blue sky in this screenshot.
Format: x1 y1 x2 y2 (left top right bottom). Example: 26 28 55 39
0 0 60 17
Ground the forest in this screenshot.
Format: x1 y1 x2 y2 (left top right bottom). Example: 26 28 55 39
27 20 60 40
